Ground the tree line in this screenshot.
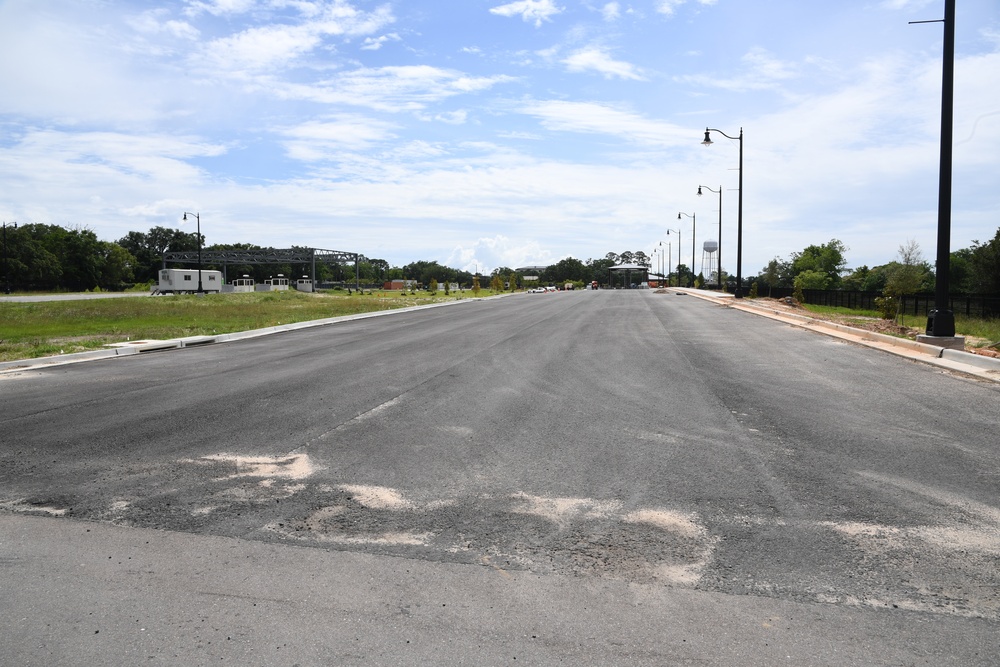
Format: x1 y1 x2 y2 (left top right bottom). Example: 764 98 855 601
2 222 998 297
748 231 1000 298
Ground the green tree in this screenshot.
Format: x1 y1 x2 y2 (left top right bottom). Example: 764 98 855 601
761 259 782 295
966 227 1000 294
99 242 136 289
949 248 973 293
876 240 929 320
587 257 615 286
118 226 201 284
789 239 848 288
674 264 693 288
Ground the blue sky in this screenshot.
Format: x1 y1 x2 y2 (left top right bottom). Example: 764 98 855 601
1 0 998 277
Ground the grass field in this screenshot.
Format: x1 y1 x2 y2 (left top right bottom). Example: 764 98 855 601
802 304 1000 348
0 289 497 362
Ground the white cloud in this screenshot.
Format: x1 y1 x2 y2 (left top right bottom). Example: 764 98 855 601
279 116 398 159
184 0 257 17
361 33 401 50
878 0 935 10
490 0 563 28
562 47 645 80
446 235 557 273
195 3 395 72
203 24 322 71
676 47 801 93
655 0 717 16
601 2 621 22
278 66 515 112
519 100 690 147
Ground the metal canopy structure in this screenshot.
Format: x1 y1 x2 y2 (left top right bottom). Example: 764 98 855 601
607 263 649 288
162 247 367 287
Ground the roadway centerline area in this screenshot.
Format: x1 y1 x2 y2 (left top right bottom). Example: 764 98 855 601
3 289 1000 664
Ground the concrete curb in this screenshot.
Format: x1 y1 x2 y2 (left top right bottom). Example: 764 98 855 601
0 294 508 374
669 287 1000 383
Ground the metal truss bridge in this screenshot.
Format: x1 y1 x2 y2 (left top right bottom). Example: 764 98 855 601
162 247 368 286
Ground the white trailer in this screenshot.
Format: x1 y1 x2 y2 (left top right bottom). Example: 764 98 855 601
157 268 223 294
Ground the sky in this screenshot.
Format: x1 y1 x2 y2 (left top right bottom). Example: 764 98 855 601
1 0 999 278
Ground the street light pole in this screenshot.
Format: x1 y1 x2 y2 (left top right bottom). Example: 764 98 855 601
678 212 696 287
911 1 956 338
665 227 681 286
182 212 203 294
702 127 744 298
698 185 723 289
657 243 664 287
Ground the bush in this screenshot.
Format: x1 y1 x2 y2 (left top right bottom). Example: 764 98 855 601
874 295 898 320
749 282 759 299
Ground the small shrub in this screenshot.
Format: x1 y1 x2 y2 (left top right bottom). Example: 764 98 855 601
749 282 759 299
874 295 898 320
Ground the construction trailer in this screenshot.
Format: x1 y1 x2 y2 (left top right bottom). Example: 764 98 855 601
157 268 223 294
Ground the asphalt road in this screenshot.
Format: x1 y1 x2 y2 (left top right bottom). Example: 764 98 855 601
2 290 999 665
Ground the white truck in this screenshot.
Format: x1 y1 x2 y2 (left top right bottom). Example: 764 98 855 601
157 268 223 294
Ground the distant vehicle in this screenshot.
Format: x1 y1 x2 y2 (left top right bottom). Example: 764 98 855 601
591 281 599 290
545 286 557 292
528 287 546 293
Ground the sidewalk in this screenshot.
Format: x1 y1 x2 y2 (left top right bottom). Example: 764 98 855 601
669 287 1000 385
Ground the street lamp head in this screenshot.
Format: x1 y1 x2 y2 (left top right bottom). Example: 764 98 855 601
677 213 681 220
697 186 703 196
182 212 188 221
701 129 713 146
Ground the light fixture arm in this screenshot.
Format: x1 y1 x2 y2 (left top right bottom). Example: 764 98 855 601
182 211 204 295
701 127 744 297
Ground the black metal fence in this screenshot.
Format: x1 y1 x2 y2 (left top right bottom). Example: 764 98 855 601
763 287 1000 319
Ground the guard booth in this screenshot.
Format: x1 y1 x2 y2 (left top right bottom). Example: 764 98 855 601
295 275 314 292
258 274 289 291
231 275 255 293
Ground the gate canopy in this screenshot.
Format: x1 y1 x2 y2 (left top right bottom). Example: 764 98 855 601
607 263 648 288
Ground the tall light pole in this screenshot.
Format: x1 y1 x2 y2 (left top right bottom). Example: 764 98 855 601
651 247 660 287
911 1 957 338
181 212 203 294
678 212 696 287
665 228 680 286
666 240 671 285
702 127 744 298
698 185 723 289
657 243 665 286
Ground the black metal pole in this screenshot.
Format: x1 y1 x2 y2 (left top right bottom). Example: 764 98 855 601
717 187 722 288
692 213 696 287
735 128 744 298
703 128 744 297
929 0 956 336
197 213 204 294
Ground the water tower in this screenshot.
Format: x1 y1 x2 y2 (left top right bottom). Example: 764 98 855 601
702 240 719 284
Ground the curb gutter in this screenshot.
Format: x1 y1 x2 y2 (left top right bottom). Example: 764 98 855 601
0 296 496 374
669 288 1000 384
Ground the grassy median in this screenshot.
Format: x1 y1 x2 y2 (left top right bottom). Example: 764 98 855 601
0 289 493 362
